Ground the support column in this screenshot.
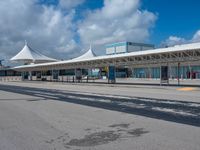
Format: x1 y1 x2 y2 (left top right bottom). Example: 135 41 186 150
148 66 152 79
21 72 24 81
131 67 134 78
178 62 180 86
45 70 47 81
57 70 60 82
51 69 53 82
160 66 162 86
73 68 76 82
28 71 32 81
61 70 64 82
41 70 43 81
86 67 90 83
167 63 169 85
169 64 172 79
189 64 192 80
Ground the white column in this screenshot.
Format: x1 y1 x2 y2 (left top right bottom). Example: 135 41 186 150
28 71 32 81
188 64 192 80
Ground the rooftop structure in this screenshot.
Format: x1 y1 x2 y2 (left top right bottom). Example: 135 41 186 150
12 42 200 72
10 41 58 64
73 45 96 61
106 41 154 55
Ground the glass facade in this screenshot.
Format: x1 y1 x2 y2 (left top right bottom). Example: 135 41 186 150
106 42 154 55
133 65 200 79
133 67 160 79
1 65 200 80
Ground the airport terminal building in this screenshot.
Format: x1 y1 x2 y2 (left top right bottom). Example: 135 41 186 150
105 42 200 79
1 41 200 84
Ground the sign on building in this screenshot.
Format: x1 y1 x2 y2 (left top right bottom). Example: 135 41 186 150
108 66 116 83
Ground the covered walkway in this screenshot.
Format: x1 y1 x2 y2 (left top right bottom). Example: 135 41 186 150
11 42 200 86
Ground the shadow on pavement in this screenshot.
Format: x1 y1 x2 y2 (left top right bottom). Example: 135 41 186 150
0 84 199 127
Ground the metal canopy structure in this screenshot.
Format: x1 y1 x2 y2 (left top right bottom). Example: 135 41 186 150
12 42 200 72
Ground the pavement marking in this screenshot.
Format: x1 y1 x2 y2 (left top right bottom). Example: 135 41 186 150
176 87 196 91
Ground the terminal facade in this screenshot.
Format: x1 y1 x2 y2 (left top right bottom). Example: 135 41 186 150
0 41 200 83
105 42 200 79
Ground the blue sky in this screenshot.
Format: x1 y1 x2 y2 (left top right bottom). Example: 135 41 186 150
142 0 200 44
0 0 200 62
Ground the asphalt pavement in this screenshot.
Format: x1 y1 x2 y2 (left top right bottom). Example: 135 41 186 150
0 81 200 150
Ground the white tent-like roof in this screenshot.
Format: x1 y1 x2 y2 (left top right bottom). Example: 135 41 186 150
73 46 96 60
12 42 200 71
10 42 58 64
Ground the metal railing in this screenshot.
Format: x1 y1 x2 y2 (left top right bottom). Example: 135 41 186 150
0 76 22 82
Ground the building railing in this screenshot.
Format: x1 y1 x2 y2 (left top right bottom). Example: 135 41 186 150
0 76 22 82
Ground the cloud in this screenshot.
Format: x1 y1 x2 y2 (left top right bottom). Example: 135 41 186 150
161 36 186 47
78 0 157 46
0 0 157 64
162 30 200 47
0 0 78 62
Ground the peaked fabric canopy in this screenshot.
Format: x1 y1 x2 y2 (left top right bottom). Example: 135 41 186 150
12 42 200 72
10 42 57 64
73 46 96 60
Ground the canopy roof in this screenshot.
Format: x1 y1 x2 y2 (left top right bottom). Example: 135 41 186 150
10 42 57 64
12 42 200 71
73 46 96 60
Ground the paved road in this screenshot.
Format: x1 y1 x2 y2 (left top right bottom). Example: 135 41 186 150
0 82 200 150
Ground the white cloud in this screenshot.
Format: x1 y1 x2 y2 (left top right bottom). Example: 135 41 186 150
162 30 200 47
162 36 186 47
0 0 79 62
78 0 157 46
0 0 157 64
102 0 139 19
